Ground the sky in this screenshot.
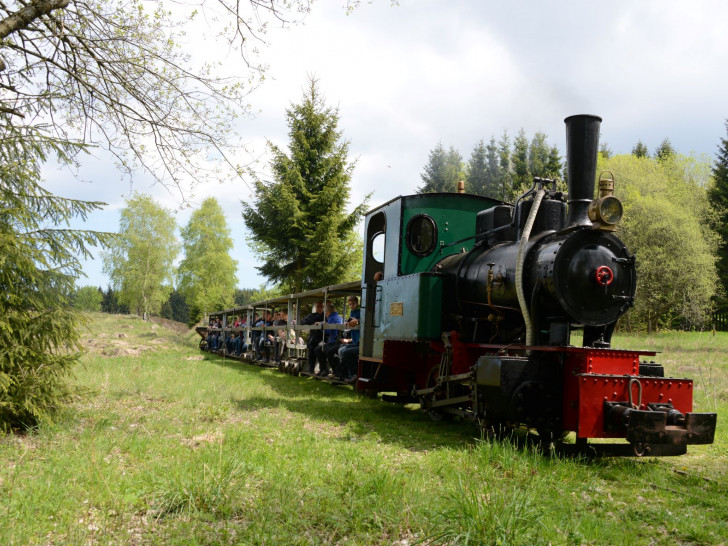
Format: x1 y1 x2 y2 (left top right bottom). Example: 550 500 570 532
43 0 728 290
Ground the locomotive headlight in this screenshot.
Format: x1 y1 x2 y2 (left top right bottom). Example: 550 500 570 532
589 171 623 231
591 196 623 225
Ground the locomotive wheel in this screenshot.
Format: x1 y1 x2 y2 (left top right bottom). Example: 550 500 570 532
536 427 566 451
510 381 562 439
418 365 440 413
420 366 463 422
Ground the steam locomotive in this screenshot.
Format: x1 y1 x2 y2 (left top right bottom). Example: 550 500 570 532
206 115 716 456
355 115 716 455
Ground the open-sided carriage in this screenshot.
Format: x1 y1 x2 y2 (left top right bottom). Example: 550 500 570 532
197 281 362 381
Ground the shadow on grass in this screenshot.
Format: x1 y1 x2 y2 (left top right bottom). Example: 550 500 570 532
199 353 712 467
203 353 478 452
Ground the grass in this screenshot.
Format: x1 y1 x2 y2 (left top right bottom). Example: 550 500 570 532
1 313 727 544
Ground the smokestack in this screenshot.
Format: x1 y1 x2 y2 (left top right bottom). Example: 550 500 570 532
564 114 602 228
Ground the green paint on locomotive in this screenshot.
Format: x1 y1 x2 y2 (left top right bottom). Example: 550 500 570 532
361 193 503 356
398 193 502 275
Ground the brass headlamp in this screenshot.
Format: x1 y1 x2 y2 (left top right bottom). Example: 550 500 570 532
588 171 623 231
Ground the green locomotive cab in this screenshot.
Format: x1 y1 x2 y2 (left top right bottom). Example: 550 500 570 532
359 193 503 393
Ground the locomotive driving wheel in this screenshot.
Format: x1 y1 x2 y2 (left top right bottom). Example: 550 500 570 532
510 380 563 447
417 365 443 419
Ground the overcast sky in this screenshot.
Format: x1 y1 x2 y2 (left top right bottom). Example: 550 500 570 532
44 0 728 290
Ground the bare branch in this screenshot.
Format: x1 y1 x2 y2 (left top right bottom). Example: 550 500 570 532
0 0 68 42
0 0 310 192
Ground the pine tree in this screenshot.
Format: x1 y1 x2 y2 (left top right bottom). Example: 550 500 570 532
0 135 112 431
708 120 728 311
160 289 191 325
655 138 676 161
466 140 488 195
242 77 367 293
178 197 237 323
485 136 501 196
599 142 613 159
100 285 129 314
497 131 512 201
632 140 650 158
508 129 531 200
418 144 464 193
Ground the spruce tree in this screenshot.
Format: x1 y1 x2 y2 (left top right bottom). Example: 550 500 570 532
709 120 728 311
655 138 676 161
528 132 550 178
497 132 512 201
466 140 489 195
599 142 613 159
242 77 367 293
0 134 112 431
160 290 191 325
419 143 448 193
485 136 501 196
418 144 463 193
632 140 650 158
509 129 531 200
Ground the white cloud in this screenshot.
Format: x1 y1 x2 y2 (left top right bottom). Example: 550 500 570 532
41 0 728 289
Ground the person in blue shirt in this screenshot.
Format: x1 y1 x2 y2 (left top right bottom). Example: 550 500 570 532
336 296 361 382
314 301 343 376
255 311 274 360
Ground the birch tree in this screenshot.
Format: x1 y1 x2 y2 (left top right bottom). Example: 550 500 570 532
103 194 179 319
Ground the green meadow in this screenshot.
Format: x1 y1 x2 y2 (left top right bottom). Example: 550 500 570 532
1 313 726 544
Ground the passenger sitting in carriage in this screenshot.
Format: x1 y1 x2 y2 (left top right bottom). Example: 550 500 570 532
301 302 324 373
314 302 343 376
232 329 247 356
207 317 222 351
334 296 360 383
